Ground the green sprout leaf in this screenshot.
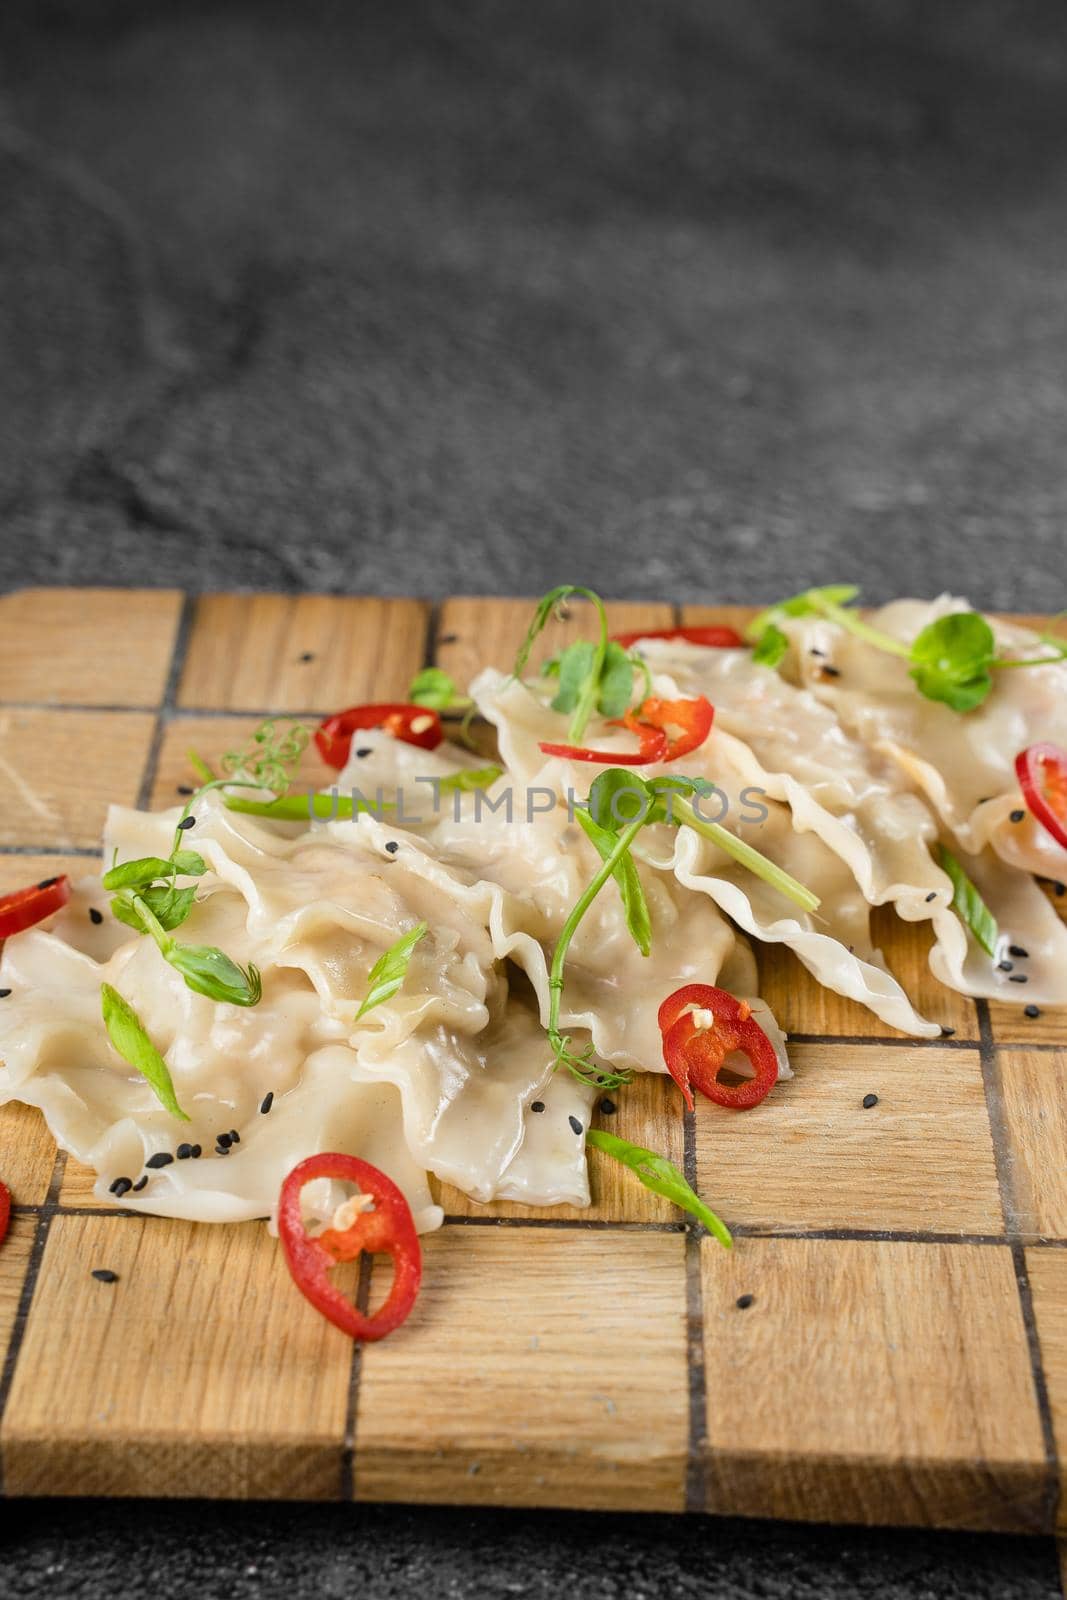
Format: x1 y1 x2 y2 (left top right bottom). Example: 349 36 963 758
909 613 996 712
164 943 263 1006
102 853 206 892
356 922 428 1020
111 883 198 935
752 621 789 669
938 845 999 958
586 1130 731 1248
438 765 504 794
515 585 628 744
745 585 860 643
409 667 470 710
100 982 189 1122
575 810 651 957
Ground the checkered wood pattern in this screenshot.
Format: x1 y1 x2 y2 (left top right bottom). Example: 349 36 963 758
0 587 1065 1532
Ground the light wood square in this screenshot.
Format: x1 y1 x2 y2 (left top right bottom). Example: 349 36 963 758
757 909 979 1041
695 1044 1002 1235
149 714 337 810
433 1070 684 1223
0 588 182 708
0 1214 352 1498
702 1237 1047 1529
989 999 1067 1047
999 1050 1067 1240
436 597 674 697
178 595 429 711
355 1225 687 1511
0 1106 56 1207
0 853 101 896
1025 1249 1067 1532
0 709 155 848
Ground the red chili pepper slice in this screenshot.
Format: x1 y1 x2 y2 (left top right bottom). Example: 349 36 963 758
612 625 745 650
0 875 71 941
1015 743 1067 852
278 1153 421 1341
0 1182 10 1250
538 720 669 766
658 983 778 1112
619 695 715 762
315 704 443 768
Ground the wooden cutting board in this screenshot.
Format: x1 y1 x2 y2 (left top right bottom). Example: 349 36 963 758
1 587 1066 1531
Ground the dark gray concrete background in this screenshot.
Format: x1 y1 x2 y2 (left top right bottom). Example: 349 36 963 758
1 1 1066 1595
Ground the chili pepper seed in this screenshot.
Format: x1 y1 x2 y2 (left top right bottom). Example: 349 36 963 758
91 1269 119 1284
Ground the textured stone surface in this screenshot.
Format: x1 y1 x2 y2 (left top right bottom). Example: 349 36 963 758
1 2 1065 1594
0 1499 1061 1600
2 1 1067 605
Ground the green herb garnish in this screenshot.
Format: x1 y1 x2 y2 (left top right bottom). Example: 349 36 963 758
409 667 472 712
101 982 189 1121
586 1130 731 1248
938 845 999 958
355 923 428 1019
221 718 310 793
130 892 262 1005
750 586 1067 713
515 586 649 746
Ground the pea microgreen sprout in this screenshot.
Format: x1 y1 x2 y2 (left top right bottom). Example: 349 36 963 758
514 586 649 746
749 586 1067 714
220 718 311 793
546 768 819 1092
938 845 999 959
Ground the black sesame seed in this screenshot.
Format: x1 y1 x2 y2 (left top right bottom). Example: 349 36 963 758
924 891 936 903
355 747 373 759
821 665 841 678
0 989 10 999
109 1177 133 1197
191 1144 202 1159
36 876 60 889
568 1115 584 1136
91 1269 119 1284
1009 973 1029 984
215 1144 231 1157
260 1092 274 1114
439 633 458 645
177 816 196 831
1025 1004 1041 1019
89 907 103 925
299 651 315 662
229 1129 240 1144
862 1093 879 1109
177 1143 193 1160
998 960 1014 973
1009 945 1029 959
132 1176 149 1192
530 1101 545 1114
809 648 826 659
384 841 399 854
735 1294 755 1310
177 785 194 797
216 1132 232 1149
599 1097 617 1115
940 1026 956 1037
1010 809 1025 823
145 1151 174 1169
